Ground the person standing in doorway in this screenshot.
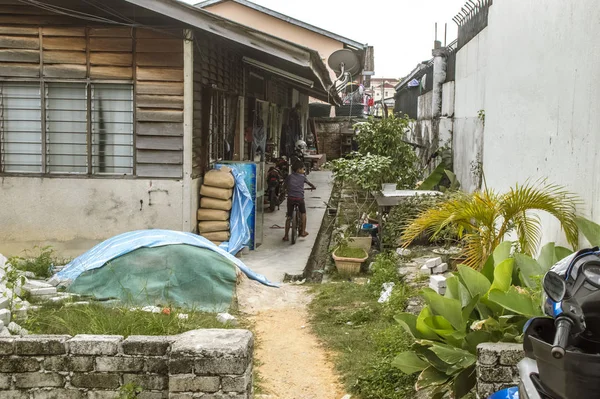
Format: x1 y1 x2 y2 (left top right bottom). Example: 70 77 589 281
282 161 316 241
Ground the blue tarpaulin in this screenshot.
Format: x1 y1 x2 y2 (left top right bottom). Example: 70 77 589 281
56 229 278 288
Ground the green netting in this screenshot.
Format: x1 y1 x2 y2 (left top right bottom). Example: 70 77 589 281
67 244 237 312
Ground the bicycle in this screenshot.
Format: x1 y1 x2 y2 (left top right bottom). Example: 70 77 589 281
290 186 314 245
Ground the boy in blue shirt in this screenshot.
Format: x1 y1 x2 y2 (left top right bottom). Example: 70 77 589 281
282 161 316 241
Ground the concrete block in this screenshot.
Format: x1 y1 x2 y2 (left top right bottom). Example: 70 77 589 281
14 372 64 388
15 335 70 355
46 276 61 287
0 327 9 336
31 389 85 399
0 391 28 399
95 357 145 372
43 356 94 372
429 283 446 295
432 263 448 274
222 363 252 393
0 309 10 325
68 335 123 355
430 275 447 288
70 373 120 389
424 257 443 268
123 374 168 391
0 296 9 310
145 358 168 374
169 375 220 393
122 335 173 356
477 365 513 383
419 265 432 275
170 329 252 360
28 287 57 296
0 373 10 389
0 337 15 355
0 357 40 373
396 248 412 257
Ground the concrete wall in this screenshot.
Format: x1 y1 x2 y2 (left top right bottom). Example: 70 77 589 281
477 343 524 398
0 178 184 257
477 0 600 245
203 2 343 82
0 330 253 398
453 28 488 193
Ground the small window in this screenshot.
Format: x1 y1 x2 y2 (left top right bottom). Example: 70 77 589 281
0 83 42 173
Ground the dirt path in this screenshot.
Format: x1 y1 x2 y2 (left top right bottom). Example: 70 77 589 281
237 276 346 399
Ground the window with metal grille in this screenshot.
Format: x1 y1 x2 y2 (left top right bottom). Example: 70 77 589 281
0 82 133 176
91 84 134 175
0 83 42 173
208 91 235 163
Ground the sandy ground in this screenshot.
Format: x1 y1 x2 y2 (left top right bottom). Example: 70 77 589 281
237 276 346 399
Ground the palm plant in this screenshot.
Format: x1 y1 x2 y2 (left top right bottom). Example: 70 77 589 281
401 181 580 268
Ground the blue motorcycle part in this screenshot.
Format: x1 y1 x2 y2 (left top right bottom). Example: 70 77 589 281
488 386 519 399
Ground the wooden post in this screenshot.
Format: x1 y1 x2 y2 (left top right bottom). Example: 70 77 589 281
182 29 194 231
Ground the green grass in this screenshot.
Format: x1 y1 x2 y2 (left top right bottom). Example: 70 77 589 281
23 303 241 337
308 281 416 399
335 246 368 258
10 246 71 279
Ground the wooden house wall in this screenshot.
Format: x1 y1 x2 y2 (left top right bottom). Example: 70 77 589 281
0 4 186 178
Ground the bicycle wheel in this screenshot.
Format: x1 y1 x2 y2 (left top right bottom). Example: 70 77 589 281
291 206 298 244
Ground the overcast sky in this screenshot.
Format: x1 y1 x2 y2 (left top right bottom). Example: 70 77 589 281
184 0 467 78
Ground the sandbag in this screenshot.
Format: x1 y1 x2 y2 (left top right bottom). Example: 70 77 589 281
211 241 223 247
202 231 230 242
197 209 230 221
204 169 235 189
200 185 233 200
201 197 232 211
198 221 230 234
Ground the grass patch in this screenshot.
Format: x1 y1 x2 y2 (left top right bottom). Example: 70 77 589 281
9 246 71 279
23 303 240 337
309 253 417 399
334 246 368 258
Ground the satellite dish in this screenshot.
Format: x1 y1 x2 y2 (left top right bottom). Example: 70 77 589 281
328 49 361 76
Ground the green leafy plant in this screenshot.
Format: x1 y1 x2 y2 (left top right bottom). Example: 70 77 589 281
576 216 600 246
10 246 58 278
328 152 396 192
402 181 580 269
369 252 402 295
1 257 27 310
119 382 142 399
392 242 571 397
419 162 461 192
382 193 459 248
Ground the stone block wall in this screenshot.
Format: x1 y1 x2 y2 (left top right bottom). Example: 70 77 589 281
476 342 524 398
0 329 253 399
313 118 356 160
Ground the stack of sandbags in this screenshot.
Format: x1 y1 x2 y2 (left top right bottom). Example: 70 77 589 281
198 167 235 246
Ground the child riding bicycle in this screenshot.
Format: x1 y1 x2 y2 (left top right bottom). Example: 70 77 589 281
282 161 316 241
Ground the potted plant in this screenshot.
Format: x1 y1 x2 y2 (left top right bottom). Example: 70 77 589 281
331 228 369 275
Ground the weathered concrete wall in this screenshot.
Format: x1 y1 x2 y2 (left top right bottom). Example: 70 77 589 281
0 330 253 398
453 28 488 193
0 177 184 257
477 343 524 398
313 118 355 160
479 0 600 246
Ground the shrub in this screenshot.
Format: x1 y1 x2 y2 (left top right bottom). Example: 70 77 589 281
368 252 402 295
391 242 572 397
10 246 57 278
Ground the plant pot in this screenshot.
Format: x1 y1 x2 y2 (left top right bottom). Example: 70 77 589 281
347 236 372 252
382 183 397 192
332 248 368 276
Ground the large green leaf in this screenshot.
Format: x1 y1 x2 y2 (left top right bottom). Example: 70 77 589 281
514 253 543 289
576 216 600 246
493 241 513 265
537 242 557 271
490 258 515 292
555 246 574 263
488 287 540 317
461 294 480 322
429 343 476 368
418 163 446 190
392 351 429 374
445 275 472 307
421 288 465 331
453 366 477 398
416 306 443 340
423 315 455 336
444 169 461 191
481 254 495 283
416 366 451 390
395 313 421 339
463 330 493 353
458 265 491 299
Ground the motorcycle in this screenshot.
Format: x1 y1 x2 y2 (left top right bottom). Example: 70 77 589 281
490 248 600 399
266 160 287 212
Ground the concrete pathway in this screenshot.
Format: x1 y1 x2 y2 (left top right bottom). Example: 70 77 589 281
240 171 333 283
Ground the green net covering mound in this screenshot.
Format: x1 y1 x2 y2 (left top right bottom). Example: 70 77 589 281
67 244 237 312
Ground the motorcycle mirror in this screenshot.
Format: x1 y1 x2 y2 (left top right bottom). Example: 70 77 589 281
543 271 567 303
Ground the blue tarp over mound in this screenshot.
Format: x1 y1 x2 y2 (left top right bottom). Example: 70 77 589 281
56 230 278 288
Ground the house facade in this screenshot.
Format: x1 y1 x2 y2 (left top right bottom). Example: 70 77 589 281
0 0 335 255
